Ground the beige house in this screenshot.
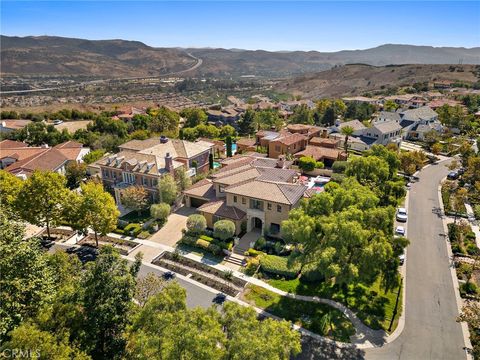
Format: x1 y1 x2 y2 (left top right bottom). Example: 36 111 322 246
184 155 306 236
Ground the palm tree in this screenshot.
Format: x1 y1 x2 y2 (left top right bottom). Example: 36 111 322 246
340 125 355 158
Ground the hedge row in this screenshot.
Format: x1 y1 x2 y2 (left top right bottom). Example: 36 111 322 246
259 254 300 279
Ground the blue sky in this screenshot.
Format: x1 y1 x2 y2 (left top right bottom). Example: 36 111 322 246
1 1 479 51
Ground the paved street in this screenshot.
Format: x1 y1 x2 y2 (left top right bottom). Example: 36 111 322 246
366 161 466 360
48 243 219 309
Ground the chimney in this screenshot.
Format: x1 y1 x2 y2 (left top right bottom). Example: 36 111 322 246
276 155 285 169
165 152 173 174
322 129 328 138
1 121 5 127
160 135 168 144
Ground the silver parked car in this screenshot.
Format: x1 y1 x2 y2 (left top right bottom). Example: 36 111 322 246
396 208 408 222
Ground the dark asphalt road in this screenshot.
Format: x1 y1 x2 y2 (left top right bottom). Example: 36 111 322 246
366 162 466 360
48 243 219 309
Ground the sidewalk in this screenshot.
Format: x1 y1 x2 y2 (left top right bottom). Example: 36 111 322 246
464 202 480 248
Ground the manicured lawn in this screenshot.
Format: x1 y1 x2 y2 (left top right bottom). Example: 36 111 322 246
242 285 355 342
265 276 402 332
176 244 225 265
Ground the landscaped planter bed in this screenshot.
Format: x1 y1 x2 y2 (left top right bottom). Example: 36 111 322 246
158 251 247 288
78 235 139 255
38 228 75 242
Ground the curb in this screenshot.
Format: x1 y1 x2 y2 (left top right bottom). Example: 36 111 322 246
437 177 473 360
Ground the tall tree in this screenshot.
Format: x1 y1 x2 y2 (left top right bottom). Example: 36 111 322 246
181 108 207 128
158 174 178 205
77 182 119 246
15 171 69 238
226 136 233 157
81 246 140 359
340 125 355 157
65 162 87 189
0 214 55 340
0 170 23 217
121 186 149 215
238 108 256 135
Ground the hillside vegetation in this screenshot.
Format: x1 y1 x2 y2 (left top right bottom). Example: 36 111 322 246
276 64 480 99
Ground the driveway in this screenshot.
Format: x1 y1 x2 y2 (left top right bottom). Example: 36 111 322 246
149 206 196 247
366 161 466 359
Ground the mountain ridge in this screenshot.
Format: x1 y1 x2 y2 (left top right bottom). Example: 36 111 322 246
2 35 480 78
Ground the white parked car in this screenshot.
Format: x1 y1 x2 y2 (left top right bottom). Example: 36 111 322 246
399 250 405 265
395 226 405 236
53 119 63 125
396 208 408 222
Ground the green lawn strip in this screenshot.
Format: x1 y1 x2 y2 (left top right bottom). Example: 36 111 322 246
242 284 355 342
176 244 225 264
119 209 151 223
265 276 402 333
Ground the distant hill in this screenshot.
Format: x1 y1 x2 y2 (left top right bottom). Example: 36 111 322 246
1 35 480 78
276 64 480 99
0 35 197 77
187 44 480 78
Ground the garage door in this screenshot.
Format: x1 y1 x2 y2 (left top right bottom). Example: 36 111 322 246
190 197 209 208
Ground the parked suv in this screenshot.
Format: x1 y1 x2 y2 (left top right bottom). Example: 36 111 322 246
447 171 459 180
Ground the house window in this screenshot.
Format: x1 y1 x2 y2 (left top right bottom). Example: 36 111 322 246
102 169 109 178
219 185 225 193
275 145 280 152
242 197 246 205
234 196 237 203
270 223 281 234
152 179 158 187
267 203 272 210
123 172 135 184
143 177 148 186
277 205 282 213
250 199 264 211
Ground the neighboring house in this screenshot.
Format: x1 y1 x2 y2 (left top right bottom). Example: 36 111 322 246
383 95 428 108
294 146 347 167
309 137 341 149
329 133 370 152
342 96 380 105
256 130 283 148
286 124 325 139
184 154 305 236
236 137 257 153
399 106 440 140
331 119 367 137
0 140 90 179
373 111 402 123
206 108 240 124
0 119 32 133
97 137 213 204
268 133 308 158
360 121 403 147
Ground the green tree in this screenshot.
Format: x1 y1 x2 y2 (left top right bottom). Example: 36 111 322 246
181 108 207 128
346 156 389 185
226 136 233 157
213 219 236 241
159 174 178 205
175 168 191 192
134 272 166 308
148 107 180 135
399 150 426 176
340 125 355 157
65 162 87 189
150 203 170 223
0 214 55 340
81 246 140 359
0 170 23 217
186 214 207 234
238 108 256 135
220 124 236 138
290 104 313 125
76 182 119 246
298 156 317 172
121 186 149 215
15 171 69 238
431 142 442 156
181 127 199 141
83 149 106 164
3 322 90 359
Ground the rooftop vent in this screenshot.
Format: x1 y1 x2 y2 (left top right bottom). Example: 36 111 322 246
160 135 168 144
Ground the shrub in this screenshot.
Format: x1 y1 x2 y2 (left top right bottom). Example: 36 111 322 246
259 255 300 279
332 161 348 173
138 231 150 239
298 156 316 172
330 173 346 184
150 203 170 221
213 220 236 241
199 234 214 242
245 257 260 276
194 238 222 255
460 282 479 296
474 205 480 220
186 214 207 234
315 161 325 169
195 239 210 249
181 235 197 246
124 223 142 236
466 243 479 255
246 248 261 257
254 237 266 250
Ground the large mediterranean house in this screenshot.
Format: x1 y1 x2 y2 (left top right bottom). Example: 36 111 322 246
184 154 307 237
96 137 213 204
